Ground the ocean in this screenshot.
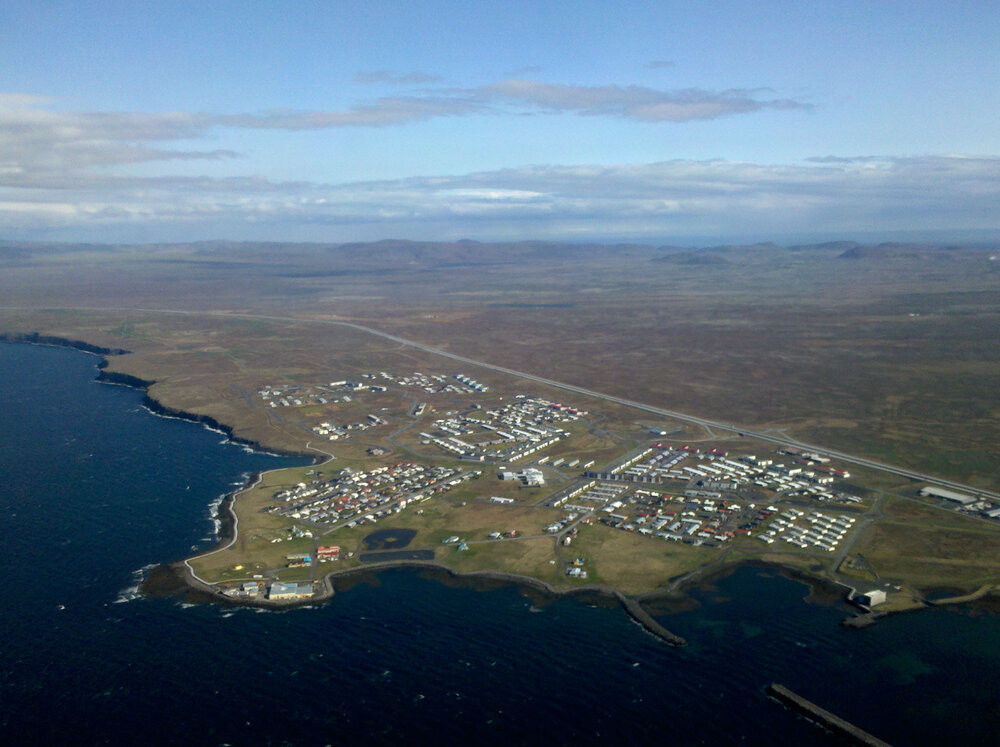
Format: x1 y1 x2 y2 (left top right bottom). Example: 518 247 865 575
2 342 999 745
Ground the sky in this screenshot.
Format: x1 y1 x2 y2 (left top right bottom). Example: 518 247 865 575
1 0 998 245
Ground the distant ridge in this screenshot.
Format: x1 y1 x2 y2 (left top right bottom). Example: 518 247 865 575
328 238 659 264
0 238 993 269
837 242 975 259
788 241 860 252
653 250 729 266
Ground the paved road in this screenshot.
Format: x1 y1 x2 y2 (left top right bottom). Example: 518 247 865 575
14 304 999 501
829 492 884 573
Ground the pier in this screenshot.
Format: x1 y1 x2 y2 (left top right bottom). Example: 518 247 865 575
615 592 687 646
766 683 890 746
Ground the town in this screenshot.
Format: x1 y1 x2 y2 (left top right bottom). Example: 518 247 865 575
197 369 1000 608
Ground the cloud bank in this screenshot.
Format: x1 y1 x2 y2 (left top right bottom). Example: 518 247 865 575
2 148 996 242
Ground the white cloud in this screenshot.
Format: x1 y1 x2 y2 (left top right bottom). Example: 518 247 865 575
2 152 997 242
0 82 810 192
354 70 443 84
216 96 483 130
0 74 810 180
477 80 809 121
208 78 807 130
0 96 236 188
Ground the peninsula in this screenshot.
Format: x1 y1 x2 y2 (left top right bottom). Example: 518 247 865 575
1 239 998 619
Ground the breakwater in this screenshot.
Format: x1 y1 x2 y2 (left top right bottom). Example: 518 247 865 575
615 591 687 646
767 683 890 746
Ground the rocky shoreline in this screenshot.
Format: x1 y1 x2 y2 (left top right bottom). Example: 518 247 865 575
0 331 130 357
136 392 315 461
4 333 317 461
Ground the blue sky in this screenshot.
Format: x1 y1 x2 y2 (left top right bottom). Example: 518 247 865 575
1 1 998 244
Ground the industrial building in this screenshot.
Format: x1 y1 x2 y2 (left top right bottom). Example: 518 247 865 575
920 486 976 505
858 589 887 607
498 467 545 486
268 582 314 600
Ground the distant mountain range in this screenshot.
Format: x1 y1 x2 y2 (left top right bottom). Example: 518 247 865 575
1 237 994 268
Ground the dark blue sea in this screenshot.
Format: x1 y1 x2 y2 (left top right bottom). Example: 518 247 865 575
2 343 1000 745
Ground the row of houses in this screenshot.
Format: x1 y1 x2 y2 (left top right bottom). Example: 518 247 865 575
389 370 487 395
589 444 854 503
424 395 583 462
759 509 857 551
266 463 478 526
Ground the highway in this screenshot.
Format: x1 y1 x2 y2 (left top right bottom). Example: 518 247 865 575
14 304 1000 502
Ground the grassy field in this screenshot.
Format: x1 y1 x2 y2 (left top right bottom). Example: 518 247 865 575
565 525 718 594
852 497 1000 591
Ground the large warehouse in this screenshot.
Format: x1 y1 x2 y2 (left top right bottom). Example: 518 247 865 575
919 486 976 505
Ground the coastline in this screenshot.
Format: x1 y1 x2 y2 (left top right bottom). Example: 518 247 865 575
0 331 130 357
1 333 318 461
160 553 690 644
3 333 997 633
137 392 316 460
325 561 687 644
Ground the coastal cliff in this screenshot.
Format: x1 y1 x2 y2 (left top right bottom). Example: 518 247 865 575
0 332 129 357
